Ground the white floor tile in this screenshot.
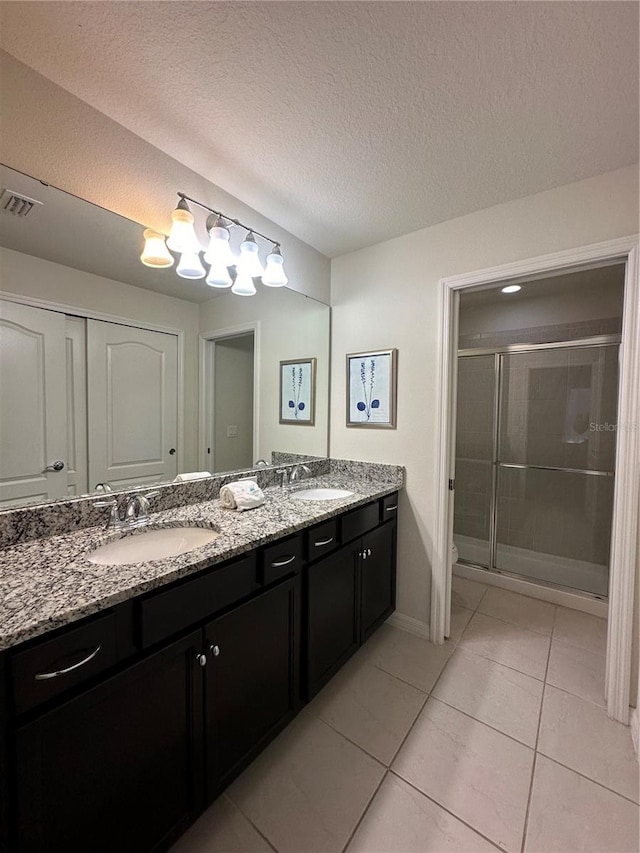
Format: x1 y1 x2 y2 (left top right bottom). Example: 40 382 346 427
170 795 273 853
347 773 498 853
393 698 534 852
447 605 474 644
538 685 639 803
451 575 487 611
307 654 426 765
546 639 606 707
357 624 454 692
553 607 607 655
227 712 384 853
458 612 550 680
433 648 543 746
525 755 640 853
478 588 555 636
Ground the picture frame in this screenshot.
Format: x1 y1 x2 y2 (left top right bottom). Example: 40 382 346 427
346 348 397 428
279 358 317 426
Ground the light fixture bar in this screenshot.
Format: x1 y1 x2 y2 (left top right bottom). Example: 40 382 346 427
176 192 280 248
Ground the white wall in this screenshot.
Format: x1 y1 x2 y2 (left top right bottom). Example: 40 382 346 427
213 335 254 472
0 50 330 304
330 165 639 633
200 288 330 462
0 247 200 469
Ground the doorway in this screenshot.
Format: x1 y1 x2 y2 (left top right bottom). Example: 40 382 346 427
432 236 640 723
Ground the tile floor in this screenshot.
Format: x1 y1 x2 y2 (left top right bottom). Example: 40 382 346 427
171 578 639 853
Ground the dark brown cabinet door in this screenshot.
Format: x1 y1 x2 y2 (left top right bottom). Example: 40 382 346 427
360 521 396 642
204 576 299 800
305 545 359 699
14 630 203 853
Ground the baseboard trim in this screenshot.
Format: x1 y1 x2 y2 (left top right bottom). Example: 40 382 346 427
631 708 639 760
386 612 431 640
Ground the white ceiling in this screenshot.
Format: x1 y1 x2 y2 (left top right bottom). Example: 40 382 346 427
0 1 637 258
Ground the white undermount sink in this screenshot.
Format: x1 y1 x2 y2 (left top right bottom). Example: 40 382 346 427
291 488 354 501
87 526 220 566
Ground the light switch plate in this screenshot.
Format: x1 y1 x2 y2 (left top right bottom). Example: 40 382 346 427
227 425 238 438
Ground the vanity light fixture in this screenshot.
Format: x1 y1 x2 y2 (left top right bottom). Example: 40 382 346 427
140 192 288 295
501 284 522 294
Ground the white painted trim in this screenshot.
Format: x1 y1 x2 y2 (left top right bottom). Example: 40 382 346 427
631 708 639 759
0 288 186 474
432 235 639 724
386 612 431 640
606 244 640 724
199 321 261 471
453 564 608 619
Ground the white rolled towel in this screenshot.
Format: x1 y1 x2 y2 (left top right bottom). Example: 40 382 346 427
220 480 265 511
174 471 212 482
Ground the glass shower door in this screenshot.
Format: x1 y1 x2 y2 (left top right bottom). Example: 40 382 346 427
495 345 618 596
453 355 496 567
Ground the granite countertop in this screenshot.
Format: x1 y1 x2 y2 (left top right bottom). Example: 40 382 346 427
0 474 400 652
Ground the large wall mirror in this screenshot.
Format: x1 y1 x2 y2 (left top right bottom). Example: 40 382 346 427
0 163 330 508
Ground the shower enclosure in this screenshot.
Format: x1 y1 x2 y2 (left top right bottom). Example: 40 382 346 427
453 336 619 598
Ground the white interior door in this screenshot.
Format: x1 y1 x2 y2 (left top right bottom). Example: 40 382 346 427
0 300 68 505
87 320 178 490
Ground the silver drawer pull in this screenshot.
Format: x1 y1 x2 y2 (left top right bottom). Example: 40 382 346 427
34 644 102 680
385 505 398 511
271 555 296 568
314 537 334 547
210 644 221 657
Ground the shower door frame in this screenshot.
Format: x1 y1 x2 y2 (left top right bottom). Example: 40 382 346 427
457 336 620 594
431 235 640 724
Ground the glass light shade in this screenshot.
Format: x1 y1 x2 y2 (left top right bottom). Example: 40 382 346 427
204 226 234 266
140 229 174 268
167 207 200 253
501 284 522 294
176 251 206 279
231 271 257 296
236 234 264 277
261 250 288 287
206 261 232 288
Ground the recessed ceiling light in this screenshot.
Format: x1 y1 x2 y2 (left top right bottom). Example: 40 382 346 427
501 285 522 294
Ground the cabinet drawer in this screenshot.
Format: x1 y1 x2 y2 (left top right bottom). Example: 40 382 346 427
341 500 380 544
306 519 338 562
139 553 258 648
11 612 119 716
260 534 303 585
381 492 399 521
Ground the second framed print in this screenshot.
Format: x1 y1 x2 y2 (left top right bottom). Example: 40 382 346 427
346 349 397 428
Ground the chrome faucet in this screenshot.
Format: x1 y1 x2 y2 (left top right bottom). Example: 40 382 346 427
124 492 160 529
276 468 290 489
94 491 159 532
290 464 311 485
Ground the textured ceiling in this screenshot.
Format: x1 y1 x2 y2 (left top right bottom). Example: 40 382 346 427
0 1 637 257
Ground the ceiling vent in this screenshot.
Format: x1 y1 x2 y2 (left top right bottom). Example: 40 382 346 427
0 188 43 218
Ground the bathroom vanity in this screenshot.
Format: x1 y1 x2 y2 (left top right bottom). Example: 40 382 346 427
0 473 400 852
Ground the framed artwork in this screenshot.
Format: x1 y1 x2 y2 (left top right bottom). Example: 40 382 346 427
346 348 397 428
279 358 316 425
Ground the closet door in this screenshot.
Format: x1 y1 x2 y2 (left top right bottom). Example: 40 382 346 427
87 320 178 490
0 300 68 505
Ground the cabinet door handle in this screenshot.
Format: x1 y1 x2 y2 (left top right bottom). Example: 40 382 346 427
367 548 372 557
362 551 367 560
34 644 101 680
314 537 334 547
196 653 207 667
385 505 398 512
271 555 296 568
210 644 220 657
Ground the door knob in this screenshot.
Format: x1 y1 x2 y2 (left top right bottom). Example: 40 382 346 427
210 644 220 657
44 460 65 472
169 448 176 455
195 653 207 667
